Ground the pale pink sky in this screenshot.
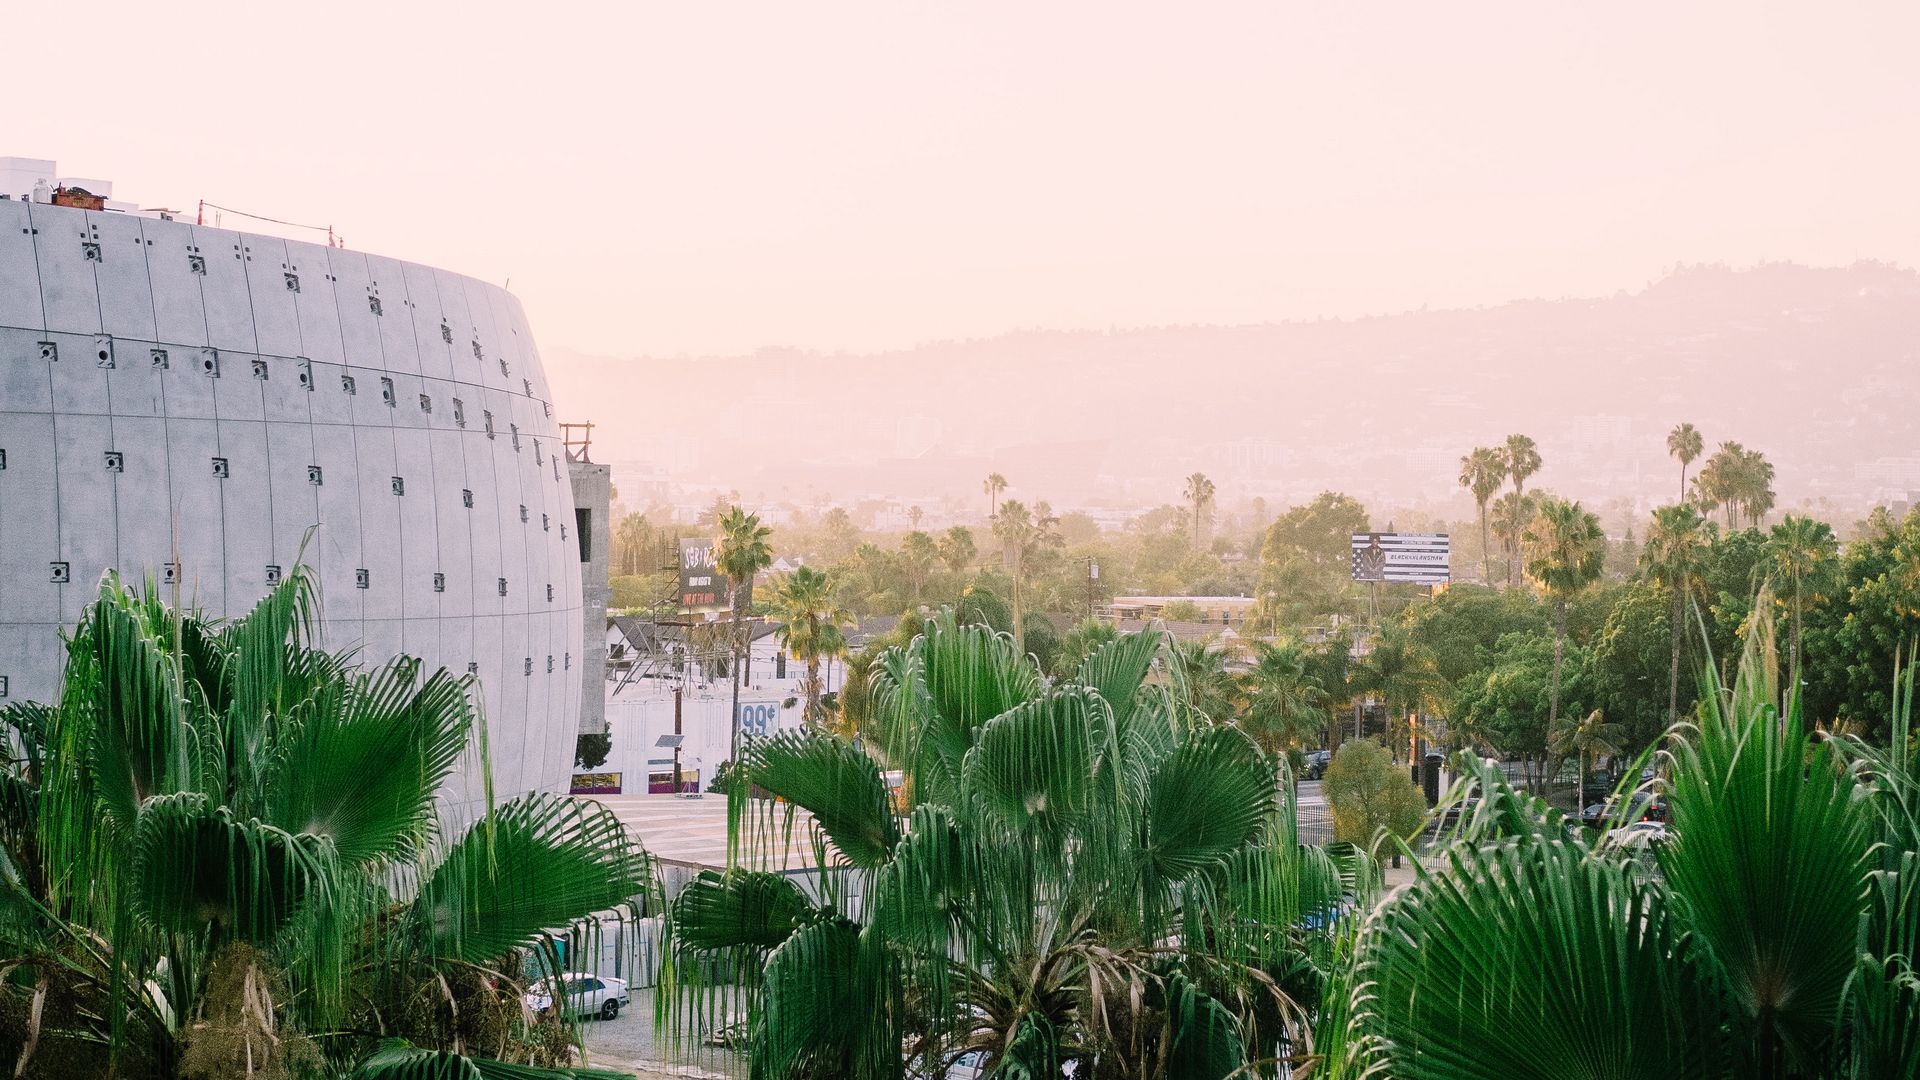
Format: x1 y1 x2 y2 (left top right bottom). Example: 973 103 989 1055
11 2 1917 356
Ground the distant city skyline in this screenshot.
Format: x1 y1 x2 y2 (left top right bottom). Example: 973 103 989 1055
9 2 1919 356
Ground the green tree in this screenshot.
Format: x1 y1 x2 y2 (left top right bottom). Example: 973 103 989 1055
1503 433 1542 497
770 565 856 729
1489 491 1537 589
990 499 1061 660
1458 447 1508 585
1240 641 1329 755
1254 492 1370 630
1522 498 1607 739
1588 580 1682 754
1642 503 1714 725
717 507 776 761
898 530 939 606
1165 638 1239 726
1767 513 1839 697
1183 471 1217 546
937 525 977 573
1547 708 1624 811
0 570 649 1078
668 618 1357 1077
1668 421 1704 503
1323 740 1427 859
1352 620 1444 762
983 471 1007 519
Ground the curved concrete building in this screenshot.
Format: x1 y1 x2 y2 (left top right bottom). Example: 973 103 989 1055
0 197 581 806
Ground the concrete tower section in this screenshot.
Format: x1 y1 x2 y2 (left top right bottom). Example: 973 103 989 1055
0 197 583 811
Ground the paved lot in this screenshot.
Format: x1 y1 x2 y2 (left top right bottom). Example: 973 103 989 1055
585 792 819 871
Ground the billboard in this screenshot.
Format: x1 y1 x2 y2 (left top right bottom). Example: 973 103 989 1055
1351 533 1450 585
678 537 732 613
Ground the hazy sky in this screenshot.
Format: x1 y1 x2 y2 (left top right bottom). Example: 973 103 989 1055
10 2 1918 356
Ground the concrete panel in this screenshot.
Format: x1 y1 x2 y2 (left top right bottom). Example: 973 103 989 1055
303 360 355 425
210 349 268 423
46 331 110 416
285 239 345 367
435 269 480 387
109 415 174 578
261 350 314 424
217 419 274 611
428 426 474 618
105 333 166 418
156 341 218 420
0 410 61 622
327 248 383 370
353 425 402 620
462 429 504 618
140 218 210 348
192 227 256 354
366 253 420 376
55 414 118 620
386 370 429 432
464 277 506 391
308 421 364 628
28 204 101 335
165 417 227 614
90 211 158 341
241 235 303 360
393 427 439 622
0 200 43 332
405 261 454 381
0 624 61 707
264 420 321 569
0 327 54 412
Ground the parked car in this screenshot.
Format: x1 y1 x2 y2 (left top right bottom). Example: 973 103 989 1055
1579 800 1612 829
1580 771 1617 803
1301 750 1332 780
523 973 631 1021
1605 820 1670 849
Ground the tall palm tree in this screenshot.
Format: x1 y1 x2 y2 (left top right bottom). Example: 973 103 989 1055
983 472 1008 519
1182 472 1217 546
990 499 1060 659
769 565 855 729
1489 491 1537 588
907 505 924 530
1240 640 1328 755
937 524 977 573
717 506 775 762
615 511 650 575
1642 503 1713 725
1503 433 1542 497
1667 421 1704 503
1547 708 1625 812
1521 497 1606 739
1351 619 1443 761
667 619 1359 1077
1165 637 1237 725
899 530 939 606
0 569 649 1078
1767 513 1838 697
1458 447 1508 585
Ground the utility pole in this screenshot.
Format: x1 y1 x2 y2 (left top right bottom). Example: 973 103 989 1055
672 685 684 793
1085 557 1099 621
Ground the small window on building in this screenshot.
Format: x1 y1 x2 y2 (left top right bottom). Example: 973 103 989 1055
575 507 592 563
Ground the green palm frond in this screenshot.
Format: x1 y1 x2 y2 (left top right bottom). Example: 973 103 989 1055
1072 628 1164 732
671 869 811 952
874 612 1041 801
1846 851 1920 1079
1143 726 1273 881
414 794 649 964
759 919 901 1079
350 1038 631 1079
744 732 898 868
1660 612 1873 1071
1163 970 1245 1080
1355 837 1729 1079
262 659 475 865
128 791 334 942
960 688 1102 834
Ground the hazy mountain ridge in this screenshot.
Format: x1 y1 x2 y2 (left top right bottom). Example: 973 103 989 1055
546 261 1920 512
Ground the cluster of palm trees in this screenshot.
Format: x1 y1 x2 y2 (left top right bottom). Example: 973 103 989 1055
1456 433 1542 587
1668 422 1778 528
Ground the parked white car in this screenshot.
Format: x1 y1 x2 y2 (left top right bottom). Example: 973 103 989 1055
523 973 631 1021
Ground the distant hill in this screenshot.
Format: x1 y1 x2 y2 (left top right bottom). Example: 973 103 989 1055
544 262 1920 514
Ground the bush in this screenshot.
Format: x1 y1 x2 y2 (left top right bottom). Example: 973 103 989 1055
574 731 612 769
1323 740 1427 851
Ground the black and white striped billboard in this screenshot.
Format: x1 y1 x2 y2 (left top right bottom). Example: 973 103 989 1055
1351 533 1450 584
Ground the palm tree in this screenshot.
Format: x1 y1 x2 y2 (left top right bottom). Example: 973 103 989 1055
1547 708 1625 812
1667 421 1704 503
1458 447 1508 585
1356 620 1899 1080
983 472 1007 519
1240 641 1328 755
769 565 855 729
907 505 924 530
899 530 939 606
1183 472 1217 546
666 618 1360 1077
990 499 1061 659
1521 497 1606 740
936 524 977 573
1503 433 1542 497
717 506 775 762
1 569 649 1078
1165 637 1237 724
615 511 650 575
1489 490 1537 588
1767 513 1838 697
1642 503 1713 725
1351 619 1443 761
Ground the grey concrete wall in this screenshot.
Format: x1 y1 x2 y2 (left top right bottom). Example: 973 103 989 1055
0 199 581 810
569 458 611 736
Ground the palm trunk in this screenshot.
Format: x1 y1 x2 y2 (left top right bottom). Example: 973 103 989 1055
1011 560 1027 659
1679 463 1688 504
1478 505 1491 586
728 591 745 764
1789 573 1803 705
806 655 822 729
